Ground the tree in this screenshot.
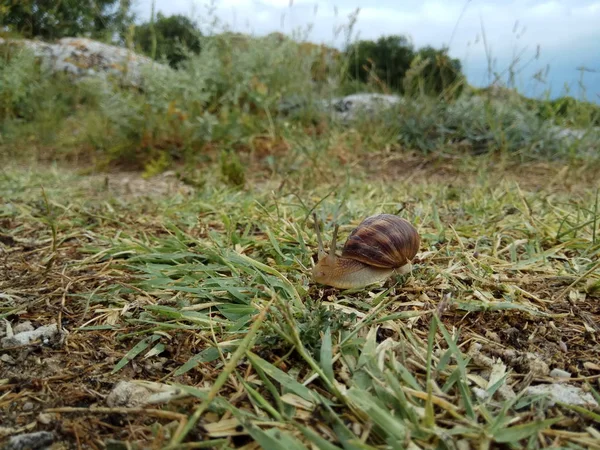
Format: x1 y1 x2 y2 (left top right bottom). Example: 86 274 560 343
133 13 201 68
1 0 134 41
345 35 415 92
403 46 465 99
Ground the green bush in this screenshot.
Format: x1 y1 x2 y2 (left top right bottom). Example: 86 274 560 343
0 45 44 121
403 46 465 100
391 94 599 160
1 0 133 41
133 13 202 68
0 27 597 170
345 35 415 92
535 96 600 127
344 35 466 99
55 32 336 169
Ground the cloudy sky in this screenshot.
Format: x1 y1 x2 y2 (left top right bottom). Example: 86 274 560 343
133 0 600 102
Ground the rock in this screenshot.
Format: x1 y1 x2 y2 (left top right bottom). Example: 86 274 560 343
550 368 571 379
22 402 35 411
37 413 54 425
13 321 34 334
279 93 403 122
1 323 59 348
549 126 594 141
0 37 171 88
584 361 600 371
4 431 54 450
323 93 403 122
277 94 311 114
525 384 598 407
106 381 152 408
0 353 15 364
106 380 185 407
523 352 550 377
485 330 501 343
548 125 600 155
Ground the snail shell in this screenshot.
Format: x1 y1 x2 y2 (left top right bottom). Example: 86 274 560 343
312 213 420 289
342 214 420 268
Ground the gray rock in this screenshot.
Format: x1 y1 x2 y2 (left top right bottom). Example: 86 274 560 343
4 431 54 450
550 126 589 141
1 323 58 348
0 353 15 363
549 368 571 379
13 321 34 334
0 37 171 88
525 383 598 407
22 402 35 411
278 93 403 122
106 381 152 408
324 93 403 122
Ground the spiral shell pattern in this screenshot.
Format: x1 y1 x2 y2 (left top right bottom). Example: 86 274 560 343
341 214 420 269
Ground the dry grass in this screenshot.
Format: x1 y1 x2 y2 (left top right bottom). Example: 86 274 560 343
1 150 599 449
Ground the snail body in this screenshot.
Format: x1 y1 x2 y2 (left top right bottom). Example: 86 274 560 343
312 214 420 289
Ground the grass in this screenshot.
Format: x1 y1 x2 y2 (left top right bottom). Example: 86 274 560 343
2 26 599 173
1 11 600 449
1 149 599 448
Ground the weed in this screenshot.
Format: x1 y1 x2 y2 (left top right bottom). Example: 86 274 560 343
219 149 246 187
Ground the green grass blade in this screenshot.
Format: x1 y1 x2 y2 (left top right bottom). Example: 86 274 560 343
246 351 326 404
111 334 160 374
320 326 335 383
493 418 561 443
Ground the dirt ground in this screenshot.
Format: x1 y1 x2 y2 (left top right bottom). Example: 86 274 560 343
1 159 599 449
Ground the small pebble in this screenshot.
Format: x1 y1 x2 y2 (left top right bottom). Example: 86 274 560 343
5 431 54 450
559 341 568 353
525 384 597 407
37 413 54 425
473 387 489 400
13 321 34 334
1 353 15 363
1 323 58 348
485 330 500 343
584 362 600 371
550 368 571 379
22 402 35 411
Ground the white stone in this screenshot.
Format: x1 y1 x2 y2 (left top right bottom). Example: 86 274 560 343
550 368 572 379
0 37 171 88
1 323 58 347
525 384 598 407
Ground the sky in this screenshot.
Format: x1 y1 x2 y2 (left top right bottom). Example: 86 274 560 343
132 0 600 103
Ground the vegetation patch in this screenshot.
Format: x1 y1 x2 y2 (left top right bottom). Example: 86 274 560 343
1 3 599 448
1 155 599 448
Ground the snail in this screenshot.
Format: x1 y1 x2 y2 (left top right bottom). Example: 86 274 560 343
312 213 420 289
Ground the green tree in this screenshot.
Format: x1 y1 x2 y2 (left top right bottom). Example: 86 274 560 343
133 13 201 68
1 0 134 41
403 46 465 99
345 35 415 92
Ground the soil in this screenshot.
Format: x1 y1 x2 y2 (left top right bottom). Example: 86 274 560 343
1 159 599 449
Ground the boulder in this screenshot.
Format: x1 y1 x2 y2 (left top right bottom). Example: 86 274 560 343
0 37 171 88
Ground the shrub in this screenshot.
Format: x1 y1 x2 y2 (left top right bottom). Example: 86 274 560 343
403 46 465 100
0 45 44 121
1 0 133 41
536 96 600 127
70 31 336 169
344 35 466 99
133 13 202 68
345 35 415 92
